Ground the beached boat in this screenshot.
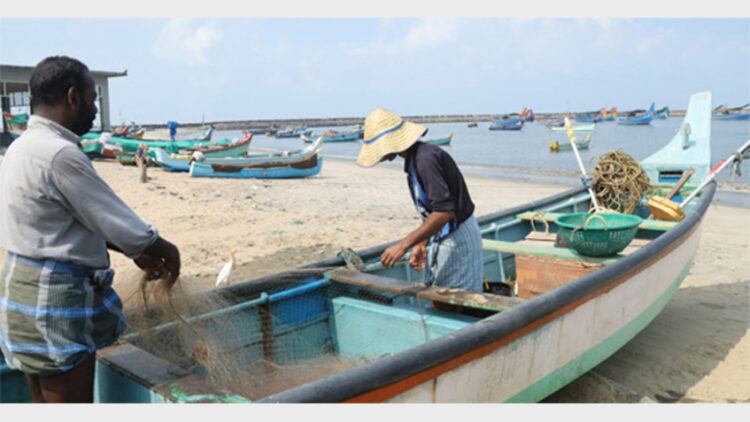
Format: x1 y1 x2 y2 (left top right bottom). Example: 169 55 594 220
178 133 253 157
489 122 523 131
189 152 323 179
2 112 27 139
549 134 592 152
1 91 719 404
424 132 453 146
305 130 359 143
549 123 595 133
153 137 323 172
617 103 655 125
125 129 145 139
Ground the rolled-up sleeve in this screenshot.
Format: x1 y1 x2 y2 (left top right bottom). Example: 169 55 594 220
49 146 158 258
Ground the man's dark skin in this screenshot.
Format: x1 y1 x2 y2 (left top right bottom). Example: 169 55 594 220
24 69 180 403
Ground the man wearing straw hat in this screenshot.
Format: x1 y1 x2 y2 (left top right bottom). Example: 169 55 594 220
0 56 181 402
357 108 483 295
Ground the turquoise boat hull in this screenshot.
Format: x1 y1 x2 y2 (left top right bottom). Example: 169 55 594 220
189 156 322 179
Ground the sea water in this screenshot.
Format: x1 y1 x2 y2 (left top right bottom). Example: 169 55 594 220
214 117 750 186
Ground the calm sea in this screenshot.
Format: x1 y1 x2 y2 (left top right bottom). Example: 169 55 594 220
213 117 750 185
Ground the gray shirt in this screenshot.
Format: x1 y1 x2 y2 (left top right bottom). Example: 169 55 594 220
0 115 158 269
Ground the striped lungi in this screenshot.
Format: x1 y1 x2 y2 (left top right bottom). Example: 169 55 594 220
0 252 125 375
424 215 483 292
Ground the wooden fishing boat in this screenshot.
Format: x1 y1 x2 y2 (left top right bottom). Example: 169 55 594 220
178 133 253 157
153 137 323 172
424 132 453 146
125 129 145 139
549 134 592 152
712 104 750 120
2 112 27 139
304 130 359 143
111 124 131 137
275 128 313 138
617 103 655 125
1 92 718 404
189 152 323 179
467 122 478 128
575 107 607 123
654 106 670 119
489 122 523 131
549 123 595 133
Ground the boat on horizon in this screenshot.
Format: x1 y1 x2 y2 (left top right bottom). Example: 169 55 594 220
617 103 655 125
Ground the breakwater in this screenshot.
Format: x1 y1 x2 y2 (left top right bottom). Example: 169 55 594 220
142 110 687 132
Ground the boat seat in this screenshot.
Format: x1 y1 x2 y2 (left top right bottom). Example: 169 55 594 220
514 211 677 232
482 233 650 300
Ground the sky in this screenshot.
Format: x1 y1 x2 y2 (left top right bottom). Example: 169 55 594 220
1 3 749 125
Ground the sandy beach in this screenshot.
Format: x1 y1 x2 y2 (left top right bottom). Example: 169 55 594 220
0 150 747 403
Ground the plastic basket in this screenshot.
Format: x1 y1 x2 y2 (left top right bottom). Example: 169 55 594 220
555 212 643 257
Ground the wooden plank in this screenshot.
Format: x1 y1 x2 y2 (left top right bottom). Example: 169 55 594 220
520 231 651 256
482 239 622 264
515 254 602 299
324 268 524 312
515 211 677 232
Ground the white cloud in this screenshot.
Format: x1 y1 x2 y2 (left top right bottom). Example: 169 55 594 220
152 19 222 66
402 19 457 50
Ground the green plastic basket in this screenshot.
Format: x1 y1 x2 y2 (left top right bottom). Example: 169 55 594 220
555 212 643 257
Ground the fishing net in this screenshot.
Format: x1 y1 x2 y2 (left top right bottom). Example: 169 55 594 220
589 149 652 214
120 263 485 402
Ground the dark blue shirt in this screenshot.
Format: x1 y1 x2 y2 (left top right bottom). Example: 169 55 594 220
404 141 475 225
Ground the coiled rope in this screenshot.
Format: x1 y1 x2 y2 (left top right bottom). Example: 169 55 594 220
590 149 652 214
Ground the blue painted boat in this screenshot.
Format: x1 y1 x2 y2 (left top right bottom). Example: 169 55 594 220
189 153 322 179
304 130 359 143
275 128 313 138
1 92 718 403
712 104 750 120
154 137 323 172
617 103 655 125
549 123 595 133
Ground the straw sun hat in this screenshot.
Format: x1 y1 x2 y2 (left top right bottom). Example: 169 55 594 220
357 108 427 167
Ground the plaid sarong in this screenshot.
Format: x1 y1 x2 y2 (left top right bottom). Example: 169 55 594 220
424 215 483 292
0 252 125 375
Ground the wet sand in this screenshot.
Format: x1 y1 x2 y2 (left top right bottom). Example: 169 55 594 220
0 151 747 403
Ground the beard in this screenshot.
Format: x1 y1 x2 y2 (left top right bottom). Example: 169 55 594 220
71 102 96 136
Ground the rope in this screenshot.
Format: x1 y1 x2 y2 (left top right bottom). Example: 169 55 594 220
528 211 550 234
590 149 652 214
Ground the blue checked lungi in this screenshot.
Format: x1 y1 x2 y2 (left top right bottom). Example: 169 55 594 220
0 252 125 375
423 215 483 292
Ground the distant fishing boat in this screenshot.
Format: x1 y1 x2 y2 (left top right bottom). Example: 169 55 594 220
549 123 595 132
712 103 750 120
276 127 313 138
178 133 253 157
549 134 592 152
304 130 359 143
617 103 655 125
424 132 453 146
489 122 523 131
575 107 607 123
654 106 670 119
467 122 478 128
